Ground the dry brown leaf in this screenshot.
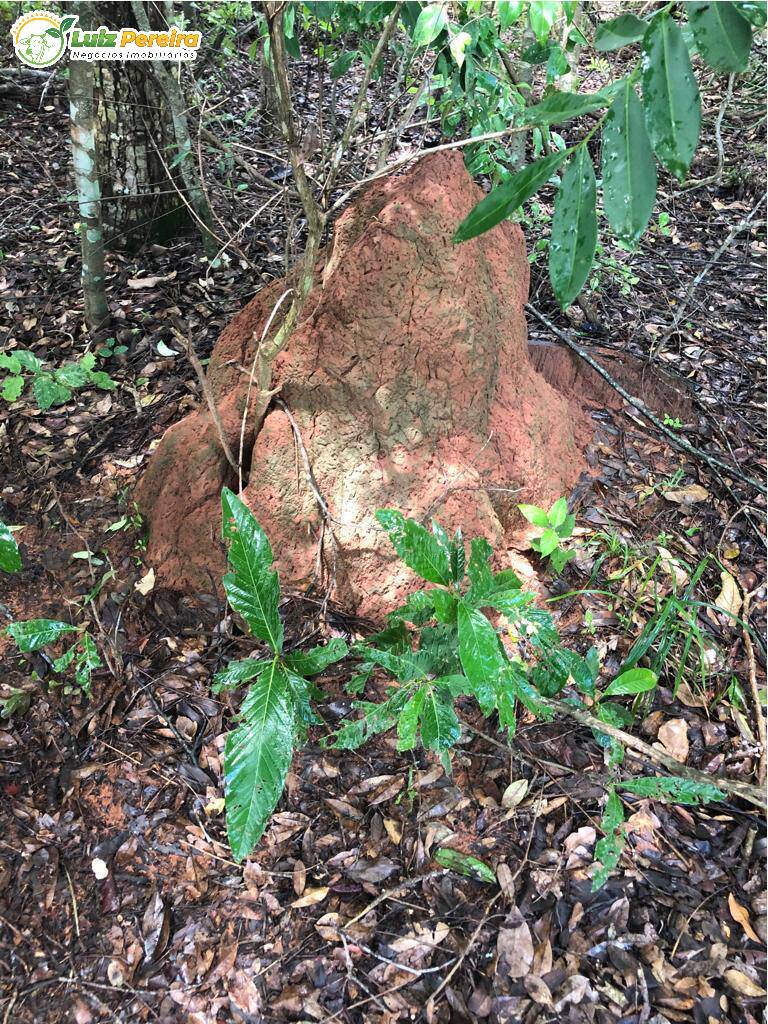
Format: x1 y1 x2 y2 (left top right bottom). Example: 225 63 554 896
664 484 709 504
523 975 553 1007
383 818 402 843
723 969 766 997
496 908 534 979
715 570 742 618
314 912 341 942
291 886 329 908
656 718 689 762
728 893 760 942
501 778 529 810
387 921 450 966
127 271 177 289
134 567 155 595
292 859 306 896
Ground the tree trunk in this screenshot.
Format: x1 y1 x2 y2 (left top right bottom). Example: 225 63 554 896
68 15 109 331
75 1 216 254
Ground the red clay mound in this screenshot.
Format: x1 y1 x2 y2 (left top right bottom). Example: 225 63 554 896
136 151 594 618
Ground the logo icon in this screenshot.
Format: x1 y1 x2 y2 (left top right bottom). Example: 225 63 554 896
10 10 76 68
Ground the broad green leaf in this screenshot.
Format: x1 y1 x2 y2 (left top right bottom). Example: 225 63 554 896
412 3 447 46
75 633 100 693
8 618 76 652
449 30 472 68
284 638 348 676
453 149 569 242
549 146 597 309
602 787 625 832
0 353 21 374
547 497 568 528
33 375 72 410
642 15 701 182
602 79 657 243
53 644 77 673
732 1 766 27
529 0 559 43
592 829 626 889
330 50 358 79
375 510 451 585
224 659 295 860
0 521 21 573
221 488 283 653
55 363 90 388
619 776 725 805
397 688 425 751
505 666 554 719
389 590 434 627
498 0 524 29
466 536 494 596
686 1 752 72
431 588 457 624
1 376 24 402
212 657 271 692
434 847 496 883
457 602 508 696
420 689 460 752
356 644 427 681
14 350 44 373
538 528 561 556
450 529 465 584
524 90 608 126
594 13 647 50
603 667 657 696
518 503 549 527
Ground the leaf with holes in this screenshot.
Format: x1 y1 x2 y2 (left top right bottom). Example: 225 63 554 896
619 776 725 804
7 619 76 653
687 1 752 72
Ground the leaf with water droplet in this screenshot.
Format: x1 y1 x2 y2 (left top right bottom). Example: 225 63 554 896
549 146 597 309
686 1 752 72
641 14 701 182
602 78 656 242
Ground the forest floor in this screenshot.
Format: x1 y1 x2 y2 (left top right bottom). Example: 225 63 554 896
0 38 766 1024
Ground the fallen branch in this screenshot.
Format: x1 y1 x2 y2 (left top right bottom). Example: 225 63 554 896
525 304 766 495
540 694 766 810
742 588 767 790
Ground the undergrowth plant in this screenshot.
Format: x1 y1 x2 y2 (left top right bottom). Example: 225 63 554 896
216 494 726 882
0 348 116 410
518 496 576 573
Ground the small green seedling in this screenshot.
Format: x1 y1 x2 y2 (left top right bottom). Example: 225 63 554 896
518 496 576 574
0 349 116 410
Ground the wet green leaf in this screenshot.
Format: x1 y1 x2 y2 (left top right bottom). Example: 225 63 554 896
602 78 657 242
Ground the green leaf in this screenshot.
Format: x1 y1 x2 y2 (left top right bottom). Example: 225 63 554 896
431 588 457 625
375 510 451 585
619 776 726 805
538 528 561 557
212 657 271 692
529 0 559 43
549 146 597 309
356 644 427 681
221 488 283 653
547 497 568 528
55 363 90 388
0 521 21 574
524 90 608 126
453 150 569 242
457 602 508 694
592 829 626 889
412 3 447 46
224 659 295 860
686 1 752 72
1 376 24 402
75 633 100 693
284 638 348 676
450 529 465 584
518 503 549 527
642 15 701 182
594 13 647 50
449 30 472 68
498 0 524 30
8 619 76 652
602 787 625 832
330 50 358 78
397 688 425 751
434 847 496 883
731 1 766 28
33 375 72 410
603 667 657 696
601 79 657 243
420 688 460 752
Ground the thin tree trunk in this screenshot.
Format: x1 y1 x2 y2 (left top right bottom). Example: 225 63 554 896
68 18 109 331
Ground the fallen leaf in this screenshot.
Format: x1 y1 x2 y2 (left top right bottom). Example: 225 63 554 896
127 271 177 289
134 568 155 595
315 912 341 942
501 778 529 810
728 893 760 942
723 968 766 997
656 718 689 762
664 484 709 504
347 856 400 884
715 570 742 619
496 907 534 979
291 886 329 908
141 888 170 962
387 921 449 966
